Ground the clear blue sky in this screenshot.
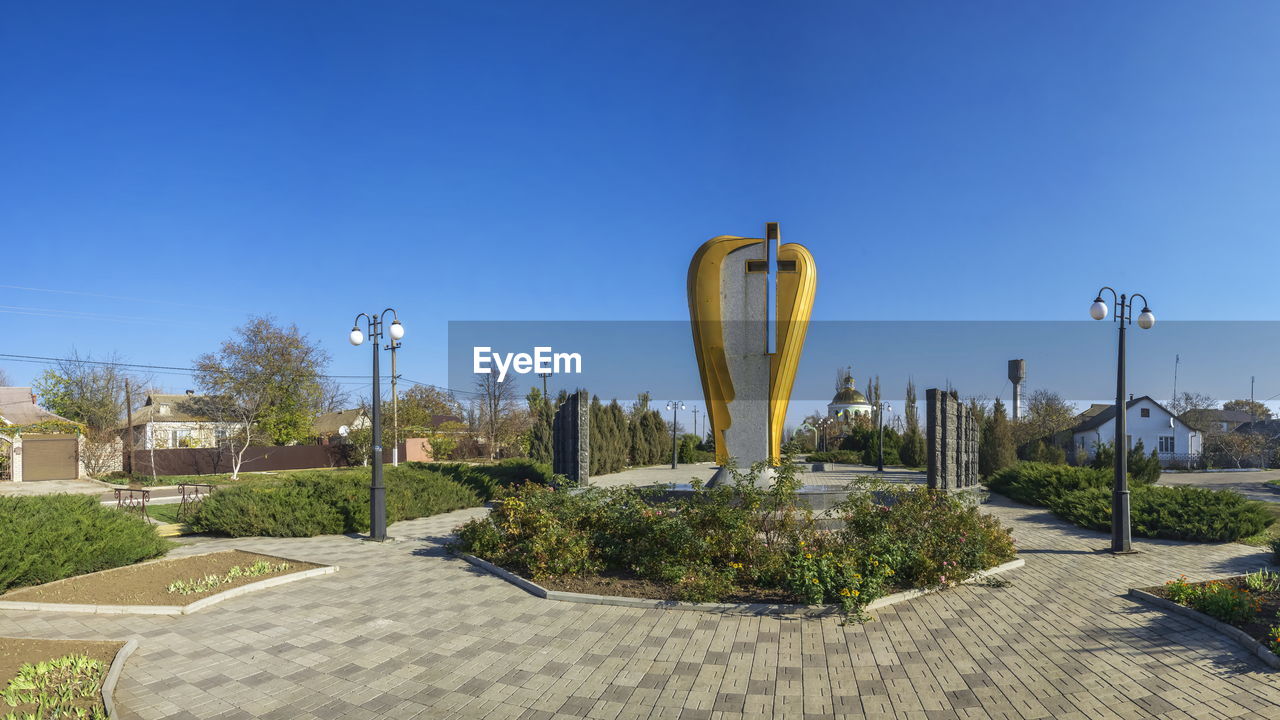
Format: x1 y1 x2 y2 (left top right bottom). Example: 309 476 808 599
3 2 1279 408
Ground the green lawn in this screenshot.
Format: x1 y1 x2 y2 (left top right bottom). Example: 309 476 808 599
128 466 358 487
145 503 182 524
1239 502 1280 548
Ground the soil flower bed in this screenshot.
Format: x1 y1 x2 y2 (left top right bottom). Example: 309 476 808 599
0 550 320 606
451 460 1017 619
1143 570 1280 657
0 638 124 719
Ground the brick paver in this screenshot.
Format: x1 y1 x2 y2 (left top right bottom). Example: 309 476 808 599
3 496 1280 719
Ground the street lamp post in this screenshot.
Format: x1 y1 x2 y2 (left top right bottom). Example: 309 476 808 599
1090 288 1154 554
666 401 685 469
878 401 892 472
349 308 405 542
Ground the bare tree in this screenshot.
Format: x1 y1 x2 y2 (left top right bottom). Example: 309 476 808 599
181 394 264 480
1168 392 1217 417
473 369 524 459
1011 389 1078 449
0 368 10 386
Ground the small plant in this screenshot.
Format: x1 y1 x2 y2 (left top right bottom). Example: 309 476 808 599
1245 568 1280 593
1 653 107 719
1164 575 1260 626
166 560 290 595
1269 537 1280 564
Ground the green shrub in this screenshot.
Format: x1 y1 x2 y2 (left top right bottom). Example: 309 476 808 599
1091 440 1161 484
450 462 1020 616
0 495 169 593
986 462 1115 506
1270 537 1280 564
807 450 862 464
1164 575 1259 625
835 484 1017 590
1051 485 1273 542
190 466 482 537
408 458 565 497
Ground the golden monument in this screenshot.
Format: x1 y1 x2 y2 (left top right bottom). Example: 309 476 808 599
687 223 816 482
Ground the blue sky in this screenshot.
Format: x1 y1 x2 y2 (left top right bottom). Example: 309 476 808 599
2 1 1279 413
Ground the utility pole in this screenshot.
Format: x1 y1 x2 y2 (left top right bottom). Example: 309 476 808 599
538 372 551 399
124 379 134 475
389 334 401 466
691 407 699 440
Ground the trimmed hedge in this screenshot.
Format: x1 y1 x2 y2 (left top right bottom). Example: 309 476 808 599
1052 485 1273 542
407 458 564 498
0 495 170 593
987 462 1272 542
806 450 863 464
190 466 482 537
986 463 1117 506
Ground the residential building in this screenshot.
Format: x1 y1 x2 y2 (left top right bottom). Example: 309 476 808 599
1070 396 1201 466
312 408 371 440
1180 408 1256 434
0 387 70 426
121 392 239 450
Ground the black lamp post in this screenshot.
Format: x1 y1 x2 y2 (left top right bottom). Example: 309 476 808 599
1090 288 1154 554
666 401 685 469
878 401 892 472
349 308 404 542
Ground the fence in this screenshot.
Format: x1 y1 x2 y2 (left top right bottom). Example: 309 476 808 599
129 441 407 477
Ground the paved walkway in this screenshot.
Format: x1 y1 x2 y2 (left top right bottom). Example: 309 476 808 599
3 498 1280 719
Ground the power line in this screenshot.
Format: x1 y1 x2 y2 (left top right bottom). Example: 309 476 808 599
0 353 482 397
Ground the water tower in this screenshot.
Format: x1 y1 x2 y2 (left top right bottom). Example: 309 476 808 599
1008 359 1025 420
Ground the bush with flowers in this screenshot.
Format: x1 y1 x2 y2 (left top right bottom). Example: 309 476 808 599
1163 574 1262 626
450 457 1018 618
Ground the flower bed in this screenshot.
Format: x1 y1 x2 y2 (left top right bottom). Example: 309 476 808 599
451 462 1018 619
0 550 323 609
0 638 126 719
1143 570 1280 658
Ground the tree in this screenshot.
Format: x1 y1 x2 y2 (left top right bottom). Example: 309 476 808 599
979 398 1017 477
0 368 9 386
1012 389 1077 451
1223 399 1273 422
194 316 332 447
1205 432 1268 469
32 351 148 432
526 388 553 464
1168 392 1216 417
899 380 927 468
473 369 525 458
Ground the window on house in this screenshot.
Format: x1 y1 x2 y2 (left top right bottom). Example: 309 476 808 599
1140 408 1150 418
1159 436 1175 453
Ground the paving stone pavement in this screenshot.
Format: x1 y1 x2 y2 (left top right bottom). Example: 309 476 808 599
4 496 1280 719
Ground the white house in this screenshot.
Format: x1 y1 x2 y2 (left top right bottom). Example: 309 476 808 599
120 392 240 450
1071 396 1201 466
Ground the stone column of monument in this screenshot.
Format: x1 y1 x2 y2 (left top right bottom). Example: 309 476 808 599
688 223 816 487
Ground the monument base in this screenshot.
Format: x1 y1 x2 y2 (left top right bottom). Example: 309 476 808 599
706 465 778 489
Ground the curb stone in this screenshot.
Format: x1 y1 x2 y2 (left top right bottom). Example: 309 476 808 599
457 554 1024 617
1128 587 1280 670
102 638 137 720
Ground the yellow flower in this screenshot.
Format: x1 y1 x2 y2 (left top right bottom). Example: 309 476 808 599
811 578 819 584
805 553 813 559
852 590 859 596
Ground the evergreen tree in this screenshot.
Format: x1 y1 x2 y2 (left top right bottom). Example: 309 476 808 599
979 398 1017 477
525 388 553 465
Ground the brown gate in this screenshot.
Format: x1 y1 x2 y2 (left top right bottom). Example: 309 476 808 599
23 434 78 481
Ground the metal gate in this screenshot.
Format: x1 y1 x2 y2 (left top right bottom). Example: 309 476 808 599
23 434 78 481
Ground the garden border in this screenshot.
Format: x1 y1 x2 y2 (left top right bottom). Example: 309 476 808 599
1128 588 1280 669
102 638 138 719
0 553 337 615
456 553 1024 616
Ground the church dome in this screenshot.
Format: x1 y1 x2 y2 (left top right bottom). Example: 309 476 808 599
831 375 867 405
